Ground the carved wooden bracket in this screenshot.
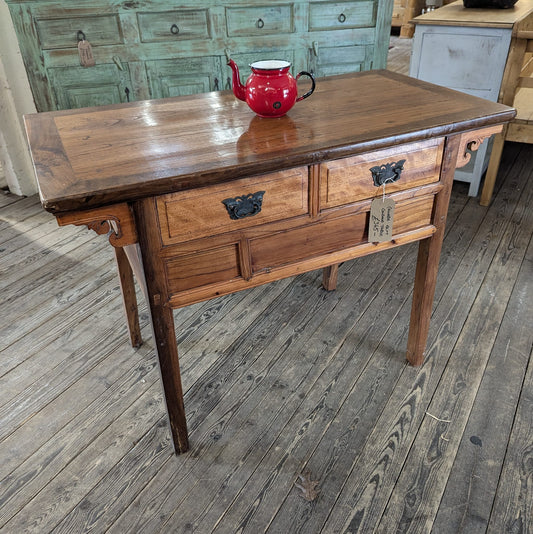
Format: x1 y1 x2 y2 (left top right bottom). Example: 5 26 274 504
456 125 503 168
56 203 138 247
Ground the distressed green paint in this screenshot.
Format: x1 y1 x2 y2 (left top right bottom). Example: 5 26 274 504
6 0 393 111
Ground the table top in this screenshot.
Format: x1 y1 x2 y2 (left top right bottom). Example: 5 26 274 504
413 0 533 29
24 70 514 213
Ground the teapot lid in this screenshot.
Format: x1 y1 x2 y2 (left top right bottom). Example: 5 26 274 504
250 60 291 70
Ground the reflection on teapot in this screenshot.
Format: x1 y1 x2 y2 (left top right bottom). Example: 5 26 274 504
227 59 316 118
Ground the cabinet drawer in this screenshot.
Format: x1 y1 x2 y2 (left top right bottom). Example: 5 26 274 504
320 138 444 210
226 5 293 36
250 195 435 272
157 167 309 245
138 10 210 42
309 2 375 31
165 244 241 294
36 15 122 49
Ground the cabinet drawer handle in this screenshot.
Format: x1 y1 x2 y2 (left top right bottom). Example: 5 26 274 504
170 24 180 35
370 159 406 187
257 18 265 29
222 191 265 220
77 30 86 41
338 13 346 23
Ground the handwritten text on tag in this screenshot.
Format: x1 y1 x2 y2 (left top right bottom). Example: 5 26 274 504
369 197 395 242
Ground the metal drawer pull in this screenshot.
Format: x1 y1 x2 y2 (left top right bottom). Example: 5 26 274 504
222 191 265 220
370 159 406 187
257 18 265 29
338 13 346 23
170 24 180 35
77 30 86 41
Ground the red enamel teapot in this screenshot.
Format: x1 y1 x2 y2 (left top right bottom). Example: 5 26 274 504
227 59 316 118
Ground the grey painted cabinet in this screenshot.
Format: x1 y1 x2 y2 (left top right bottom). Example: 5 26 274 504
7 0 394 112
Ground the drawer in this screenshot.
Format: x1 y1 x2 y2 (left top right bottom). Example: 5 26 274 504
138 10 210 42
165 244 241 295
226 5 293 36
309 2 375 31
35 15 122 49
157 167 309 245
250 195 435 272
320 138 444 210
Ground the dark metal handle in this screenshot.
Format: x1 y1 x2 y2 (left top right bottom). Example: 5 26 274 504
222 191 265 220
214 77 219 91
77 30 86 41
125 87 130 102
257 18 264 28
338 13 346 23
170 24 179 35
295 71 316 102
370 159 406 187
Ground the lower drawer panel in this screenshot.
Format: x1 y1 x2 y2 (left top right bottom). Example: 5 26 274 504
250 195 434 272
165 243 240 294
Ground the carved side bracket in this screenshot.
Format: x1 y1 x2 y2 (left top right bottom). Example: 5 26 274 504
56 203 138 247
456 125 503 168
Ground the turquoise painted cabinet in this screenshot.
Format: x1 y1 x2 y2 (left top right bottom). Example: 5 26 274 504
7 0 394 112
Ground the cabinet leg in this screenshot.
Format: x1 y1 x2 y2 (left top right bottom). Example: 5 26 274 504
322 264 339 291
114 246 142 348
480 131 506 207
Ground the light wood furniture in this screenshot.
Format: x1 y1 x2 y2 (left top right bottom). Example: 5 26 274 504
24 71 514 454
410 0 533 202
6 0 394 112
392 0 426 38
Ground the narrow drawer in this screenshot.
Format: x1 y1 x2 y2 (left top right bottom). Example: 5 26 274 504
320 138 444 210
309 2 375 31
157 167 309 245
226 5 293 36
165 244 240 294
250 195 435 272
36 15 122 49
137 10 210 42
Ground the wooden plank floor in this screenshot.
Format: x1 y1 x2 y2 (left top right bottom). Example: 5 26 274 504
1 42 532 534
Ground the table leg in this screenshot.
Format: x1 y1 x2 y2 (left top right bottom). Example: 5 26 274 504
134 198 189 454
114 246 143 348
406 134 459 366
322 264 339 291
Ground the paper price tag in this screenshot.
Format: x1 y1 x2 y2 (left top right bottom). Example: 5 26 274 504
369 197 395 242
78 40 96 68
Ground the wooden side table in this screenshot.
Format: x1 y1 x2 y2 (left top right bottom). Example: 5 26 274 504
24 71 514 454
410 0 533 201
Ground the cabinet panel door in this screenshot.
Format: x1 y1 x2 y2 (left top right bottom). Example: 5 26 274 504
309 45 370 76
47 63 133 109
145 57 222 98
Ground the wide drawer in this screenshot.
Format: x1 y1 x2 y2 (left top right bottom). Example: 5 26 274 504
225 5 294 36
309 1 375 31
250 195 435 272
157 166 309 245
137 10 210 42
320 138 444 210
35 15 122 49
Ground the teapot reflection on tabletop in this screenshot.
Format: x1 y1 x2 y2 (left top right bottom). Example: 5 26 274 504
227 58 316 118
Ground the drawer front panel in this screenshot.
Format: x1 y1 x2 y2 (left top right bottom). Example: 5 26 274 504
165 244 240 294
157 167 309 245
320 138 444 209
251 195 435 272
226 5 293 36
36 15 122 49
309 2 375 31
138 10 210 42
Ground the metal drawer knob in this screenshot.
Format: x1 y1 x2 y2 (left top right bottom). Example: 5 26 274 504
257 18 265 29
338 13 346 23
222 191 265 220
170 24 180 35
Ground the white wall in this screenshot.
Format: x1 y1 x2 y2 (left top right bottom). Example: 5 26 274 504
0 0 38 196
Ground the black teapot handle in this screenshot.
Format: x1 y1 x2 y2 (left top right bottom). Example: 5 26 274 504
295 71 316 102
